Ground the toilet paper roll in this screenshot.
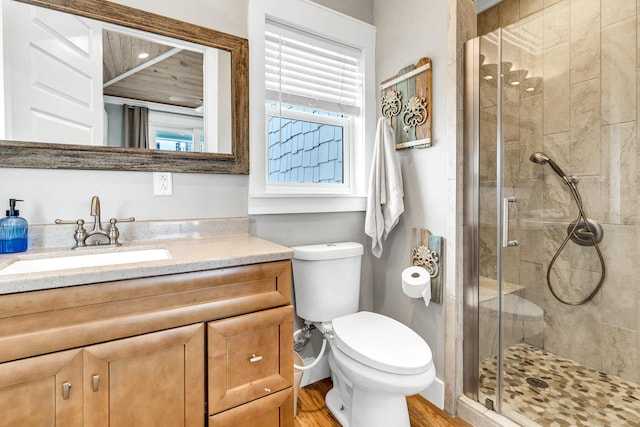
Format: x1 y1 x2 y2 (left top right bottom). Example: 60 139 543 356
401 266 431 307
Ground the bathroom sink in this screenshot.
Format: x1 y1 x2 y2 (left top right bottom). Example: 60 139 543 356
0 248 170 276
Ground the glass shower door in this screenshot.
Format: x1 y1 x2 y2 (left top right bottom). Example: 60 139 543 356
466 18 541 417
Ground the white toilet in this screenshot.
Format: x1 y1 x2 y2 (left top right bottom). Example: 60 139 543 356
291 242 435 427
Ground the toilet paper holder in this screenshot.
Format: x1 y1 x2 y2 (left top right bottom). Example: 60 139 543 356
410 228 443 304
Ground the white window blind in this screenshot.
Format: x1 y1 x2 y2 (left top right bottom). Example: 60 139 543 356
265 20 362 116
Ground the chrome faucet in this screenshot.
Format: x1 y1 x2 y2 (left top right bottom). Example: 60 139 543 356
87 195 107 241
55 196 135 249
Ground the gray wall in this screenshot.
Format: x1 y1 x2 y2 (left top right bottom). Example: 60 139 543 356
105 103 122 148
311 0 373 24
371 0 450 384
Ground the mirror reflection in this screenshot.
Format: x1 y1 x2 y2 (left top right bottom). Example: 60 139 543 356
2 0 232 154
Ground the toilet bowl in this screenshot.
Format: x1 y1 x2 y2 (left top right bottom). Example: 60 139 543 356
291 242 436 427
323 311 435 427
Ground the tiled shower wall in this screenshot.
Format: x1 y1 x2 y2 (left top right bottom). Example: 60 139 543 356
477 0 639 384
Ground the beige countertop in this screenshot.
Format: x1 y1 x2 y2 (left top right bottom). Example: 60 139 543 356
0 229 292 295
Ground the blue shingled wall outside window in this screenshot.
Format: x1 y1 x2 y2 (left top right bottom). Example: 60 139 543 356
268 115 344 184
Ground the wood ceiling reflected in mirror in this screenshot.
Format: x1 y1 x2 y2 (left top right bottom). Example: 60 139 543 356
103 30 204 109
0 0 248 174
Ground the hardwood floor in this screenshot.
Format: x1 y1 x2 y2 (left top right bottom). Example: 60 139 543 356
294 379 471 427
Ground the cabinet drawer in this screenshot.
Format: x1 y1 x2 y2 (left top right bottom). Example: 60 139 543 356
208 388 293 427
208 305 293 414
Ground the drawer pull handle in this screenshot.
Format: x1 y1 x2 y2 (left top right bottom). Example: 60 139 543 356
92 375 100 392
249 354 263 363
62 382 72 400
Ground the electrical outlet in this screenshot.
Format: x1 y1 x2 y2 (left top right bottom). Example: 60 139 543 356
153 172 173 196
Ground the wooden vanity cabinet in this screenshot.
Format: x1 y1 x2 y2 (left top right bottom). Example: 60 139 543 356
0 260 293 427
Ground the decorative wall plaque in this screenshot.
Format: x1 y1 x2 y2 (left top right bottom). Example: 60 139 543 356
380 57 432 149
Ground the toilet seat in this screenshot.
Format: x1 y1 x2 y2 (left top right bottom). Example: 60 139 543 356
332 311 433 375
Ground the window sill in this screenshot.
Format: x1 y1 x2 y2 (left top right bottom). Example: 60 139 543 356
248 194 366 215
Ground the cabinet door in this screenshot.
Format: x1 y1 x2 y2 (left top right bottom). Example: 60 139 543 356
83 323 205 427
0 349 83 427
208 306 293 415
208 388 293 427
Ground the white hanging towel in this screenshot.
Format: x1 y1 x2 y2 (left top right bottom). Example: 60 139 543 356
365 117 404 258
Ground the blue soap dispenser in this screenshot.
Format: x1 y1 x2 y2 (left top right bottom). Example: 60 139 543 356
0 199 28 254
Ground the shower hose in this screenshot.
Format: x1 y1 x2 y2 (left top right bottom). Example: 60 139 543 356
546 181 606 306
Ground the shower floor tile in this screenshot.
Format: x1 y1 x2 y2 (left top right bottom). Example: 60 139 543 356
479 343 640 426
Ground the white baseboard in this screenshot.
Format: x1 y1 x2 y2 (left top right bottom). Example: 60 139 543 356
420 377 444 409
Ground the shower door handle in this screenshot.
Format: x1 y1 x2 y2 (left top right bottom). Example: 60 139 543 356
502 197 519 248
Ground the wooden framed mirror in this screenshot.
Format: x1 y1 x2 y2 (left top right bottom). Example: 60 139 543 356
0 0 249 174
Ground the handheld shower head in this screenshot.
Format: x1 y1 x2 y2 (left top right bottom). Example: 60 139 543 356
529 152 569 182
529 152 550 165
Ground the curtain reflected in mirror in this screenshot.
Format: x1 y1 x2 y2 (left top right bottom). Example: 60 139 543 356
122 105 149 149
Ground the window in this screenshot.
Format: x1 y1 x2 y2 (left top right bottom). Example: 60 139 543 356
154 130 205 152
148 110 204 153
267 104 348 185
249 0 376 214
264 21 361 192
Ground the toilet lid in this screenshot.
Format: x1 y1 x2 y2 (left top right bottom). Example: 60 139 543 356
332 311 433 375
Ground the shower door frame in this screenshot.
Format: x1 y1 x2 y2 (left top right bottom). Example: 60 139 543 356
462 35 480 402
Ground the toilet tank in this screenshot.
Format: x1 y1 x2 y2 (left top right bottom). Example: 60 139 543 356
291 242 363 322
